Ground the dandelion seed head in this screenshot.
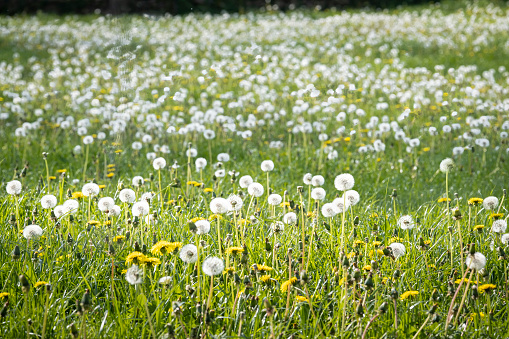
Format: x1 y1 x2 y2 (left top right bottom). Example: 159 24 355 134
492 219 507 233
210 197 232 214
227 194 243 211
248 182 264 197
321 203 339 218
132 201 150 217
389 242 406 259
466 252 487 271
108 205 121 217
303 173 313 185
439 158 454 173
132 176 144 187
332 197 350 213
283 212 298 225
98 197 115 212
311 175 324 187
195 157 207 170
40 195 57 209
6 180 22 195
268 194 282 206
153 157 167 170
63 199 79 214
82 183 100 197
271 221 285 233
311 187 326 200
23 224 43 240
334 173 355 191
239 175 254 188
180 244 198 264
483 196 499 211
202 257 225 276
261 160 274 172
125 265 144 285
217 153 230 162
397 215 415 230
344 190 360 206
119 188 136 203
195 219 211 234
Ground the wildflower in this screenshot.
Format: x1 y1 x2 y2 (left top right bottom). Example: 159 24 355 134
40 195 57 209
372 241 382 247
151 241 183 256
468 198 483 206
34 281 49 288
283 212 298 224
476 284 496 294
267 194 282 206
334 173 355 191
227 194 243 210
466 252 487 271
179 244 198 264
202 257 225 276
210 197 232 214
261 160 274 172
439 158 454 173
248 182 264 197
125 265 143 285
332 197 350 213
397 215 415 230
256 264 273 272
63 199 79 214
296 296 309 303
190 217 205 223
492 220 507 233
501 234 509 245
195 219 211 234
321 203 339 218
159 276 172 285
354 240 366 247
226 247 244 255
388 242 406 259
469 312 485 321
311 187 326 200
239 175 253 188
143 257 162 267
474 224 484 232
88 220 100 226
195 157 207 170
260 275 272 284
0 293 9 299
217 153 230 162
303 173 313 185
6 180 22 195
400 291 419 301
203 188 213 193
23 225 43 240
311 175 324 187
437 197 451 203
281 277 298 292
271 221 284 233
132 176 144 187
344 190 360 206
209 214 223 221
82 183 100 197
71 192 84 199
489 213 504 220
132 201 150 217
98 197 115 213
363 265 371 271
483 196 499 211
113 235 125 243
125 252 147 265
119 189 136 203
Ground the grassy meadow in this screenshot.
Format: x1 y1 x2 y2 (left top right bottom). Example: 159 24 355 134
1 1 509 338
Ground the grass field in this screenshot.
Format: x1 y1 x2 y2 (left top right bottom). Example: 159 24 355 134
1 1 509 338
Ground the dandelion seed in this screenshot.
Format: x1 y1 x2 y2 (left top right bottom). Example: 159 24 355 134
334 173 355 191
40 195 57 209
202 257 225 276
125 265 143 285
179 244 198 264
23 225 43 240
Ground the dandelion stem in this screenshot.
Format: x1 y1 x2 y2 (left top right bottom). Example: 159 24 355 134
454 270 474 325
41 290 51 339
445 268 470 330
412 314 431 339
361 313 381 339
206 275 214 312
393 298 398 339
83 144 89 182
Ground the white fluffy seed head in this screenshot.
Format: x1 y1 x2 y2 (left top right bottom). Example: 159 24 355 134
271 221 285 233
40 195 57 209
98 197 115 212
303 173 313 185
83 135 94 145
210 197 232 214
239 175 254 188
439 158 454 173
82 183 100 197
63 199 79 214
283 212 298 225
321 203 339 218
483 196 499 210
227 194 243 211
132 176 144 187
195 157 207 170
54 205 65 218
180 244 198 263
202 257 225 276
6 180 22 195
195 220 211 234
132 201 150 217
23 224 43 240
334 173 355 191
248 182 264 197
492 219 507 233
397 215 415 230
268 194 282 206
217 153 230 162
108 205 121 217
389 242 406 259
466 252 487 271
261 160 274 172
344 190 360 206
125 265 144 285
153 157 167 170
501 234 509 245
311 175 325 187
119 188 136 203
332 197 350 213
311 187 326 200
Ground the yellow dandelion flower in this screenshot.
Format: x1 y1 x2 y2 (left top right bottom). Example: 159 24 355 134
107 173 115 178
489 213 504 220
88 220 101 226
372 241 382 247
354 240 366 247
239 219 250 225
260 275 271 283
473 224 485 231
48 176 57 180
468 198 483 206
478 284 496 293
98 185 106 189
151 241 183 256
382 277 389 284
280 202 290 208
281 277 298 292
187 181 199 186
237 289 245 298
346 252 356 259
389 237 404 243
437 197 451 203
0 292 9 299
204 188 213 193
72 192 84 199
209 214 223 221
107 164 115 168
369 213 379 218
400 291 419 301
115 150 123 154
143 257 162 267
113 235 125 243
57 169 67 173
363 265 371 271
295 296 309 303
34 281 49 288
224 267 235 274
125 251 147 265
306 211 316 218
226 247 244 255
469 312 485 321
256 264 273 272
190 217 205 223
121 269 127 274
